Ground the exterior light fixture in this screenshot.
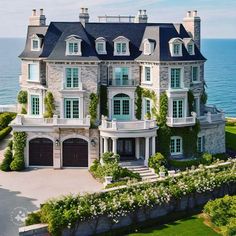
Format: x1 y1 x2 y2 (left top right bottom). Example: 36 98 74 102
91 139 96 147
55 139 60 146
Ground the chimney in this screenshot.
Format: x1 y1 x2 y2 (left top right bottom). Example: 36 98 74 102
135 9 148 23
29 8 46 26
79 7 89 26
183 10 201 49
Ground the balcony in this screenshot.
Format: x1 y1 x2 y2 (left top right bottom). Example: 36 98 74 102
109 79 138 87
11 114 90 129
99 116 157 131
198 105 225 124
166 113 196 127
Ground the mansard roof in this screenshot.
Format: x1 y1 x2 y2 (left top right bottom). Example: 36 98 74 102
19 21 206 61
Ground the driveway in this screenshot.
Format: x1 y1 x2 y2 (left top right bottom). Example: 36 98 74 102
0 168 103 236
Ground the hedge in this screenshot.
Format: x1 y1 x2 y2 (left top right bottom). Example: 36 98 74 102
0 126 12 141
26 163 236 236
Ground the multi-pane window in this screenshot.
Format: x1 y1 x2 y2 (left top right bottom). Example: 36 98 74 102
144 67 151 82
114 100 120 115
68 42 78 54
28 64 39 81
197 136 205 153
188 44 194 55
32 40 39 50
173 44 180 55
64 98 79 118
113 94 130 120
65 68 79 88
171 68 181 88
96 42 105 54
173 100 183 118
192 66 199 82
114 67 129 85
122 100 130 115
31 95 40 115
116 43 127 54
170 137 182 155
145 99 151 114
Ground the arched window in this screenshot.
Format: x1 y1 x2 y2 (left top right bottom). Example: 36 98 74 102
112 93 131 120
113 36 130 56
169 38 183 57
95 37 107 54
65 35 82 56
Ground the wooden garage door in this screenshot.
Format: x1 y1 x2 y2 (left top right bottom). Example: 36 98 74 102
63 138 88 167
29 138 53 166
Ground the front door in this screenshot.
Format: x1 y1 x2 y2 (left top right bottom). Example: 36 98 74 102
117 138 135 161
113 94 131 120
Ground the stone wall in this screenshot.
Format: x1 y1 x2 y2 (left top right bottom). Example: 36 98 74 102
19 183 236 236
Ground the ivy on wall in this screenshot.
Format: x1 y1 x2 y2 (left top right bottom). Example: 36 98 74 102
188 90 195 115
100 85 108 117
44 91 55 118
89 93 99 127
17 90 28 114
135 86 142 120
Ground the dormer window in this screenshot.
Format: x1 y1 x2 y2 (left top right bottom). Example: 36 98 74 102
184 38 195 55
143 39 155 55
113 36 130 56
169 38 183 57
95 37 107 54
30 34 42 51
65 35 82 56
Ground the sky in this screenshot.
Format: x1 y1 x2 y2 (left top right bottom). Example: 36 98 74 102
0 0 236 38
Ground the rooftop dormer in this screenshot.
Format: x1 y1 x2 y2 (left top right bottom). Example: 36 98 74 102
65 35 82 56
169 38 183 57
183 38 195 55
30 34 44 51
95 37 107 55
113 36 130 56
143 39 155 55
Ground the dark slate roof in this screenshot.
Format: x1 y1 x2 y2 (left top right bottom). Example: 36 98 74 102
19 21 206 61
19 26 48 59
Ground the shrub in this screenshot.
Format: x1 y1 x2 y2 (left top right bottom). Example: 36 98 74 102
44 92 55 118
213 153 229 162
102 152 120 164
105 180 127 189
17 90 28 104
21 106 27 114
10 152 25 171
148 152 167 173
7 139 13 149
0 113 13 130
0 126 12 140
25 212 41 226
201 153 213 165
0 147 13 171
168 158 200 169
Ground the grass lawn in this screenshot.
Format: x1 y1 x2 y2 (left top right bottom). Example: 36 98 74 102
128 215 218 236
225 125 236 151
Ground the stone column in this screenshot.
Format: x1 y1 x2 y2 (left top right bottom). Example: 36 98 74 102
145 137 149 166
104 137 108 153
152 136 156 156
112 138 117 154
100 137 103 156
135 137 140 159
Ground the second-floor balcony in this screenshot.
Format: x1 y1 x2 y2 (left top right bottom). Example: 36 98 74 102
109 79 138 87
166 112 197 127
11 114 90 129
198 105 225 124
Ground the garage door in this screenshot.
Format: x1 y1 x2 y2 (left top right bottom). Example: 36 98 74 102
29 138 53 166
63 138 88 167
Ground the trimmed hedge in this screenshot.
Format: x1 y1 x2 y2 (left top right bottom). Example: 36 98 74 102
0 126 12 141
0 113 13 130
168 158 200 168
0 147 13 171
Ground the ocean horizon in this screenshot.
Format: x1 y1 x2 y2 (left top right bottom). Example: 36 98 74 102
0 38 235 117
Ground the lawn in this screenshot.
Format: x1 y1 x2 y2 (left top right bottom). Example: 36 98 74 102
225 125 236 151
128 215 218 236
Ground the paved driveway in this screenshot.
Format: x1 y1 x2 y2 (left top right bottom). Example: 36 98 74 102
0 168 103 236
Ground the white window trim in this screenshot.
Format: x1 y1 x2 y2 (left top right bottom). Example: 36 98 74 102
113 36 130 56
63 97 83 119
27 62 40 83
65 36 82 56
187 42 195 55
191 65 200 83
30 34 41 52
168 66 184 90
113 66 131 83
170 136 183 155
142 97 152 119
169 38 183 57
95 37 107 55
63 67 82 90
197 135 205 153
28 92 43 118
142 65 152 84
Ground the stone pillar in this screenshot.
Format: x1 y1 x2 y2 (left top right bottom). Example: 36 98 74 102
145 137 149 166
104 137 108 153
53 139 61 169
135 138 140 159
152 136 156 156
112 138 117 154
100 137 103 156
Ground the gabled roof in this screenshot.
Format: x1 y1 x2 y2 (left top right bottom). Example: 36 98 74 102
19 21 206 62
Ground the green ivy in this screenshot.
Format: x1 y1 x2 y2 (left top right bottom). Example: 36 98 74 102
17 90 28 104
188 90 195 115
158 92 168 126
44 91 55 118
135 86 142 120
100 85 108 116
89 93 99 127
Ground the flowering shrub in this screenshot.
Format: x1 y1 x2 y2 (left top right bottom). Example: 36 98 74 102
27 163 236 236
148 152 167 174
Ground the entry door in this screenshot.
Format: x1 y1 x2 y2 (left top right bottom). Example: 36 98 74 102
173 100 183 118
117 138 135 160
113 97 131 120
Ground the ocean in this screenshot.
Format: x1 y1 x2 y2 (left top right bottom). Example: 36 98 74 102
0 38 235 117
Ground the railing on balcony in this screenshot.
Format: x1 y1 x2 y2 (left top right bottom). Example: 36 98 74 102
109 79 137 87
12 115 90 127
198 112 225 124
166 113 196 127
0 104 17 113
100 116 157 131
